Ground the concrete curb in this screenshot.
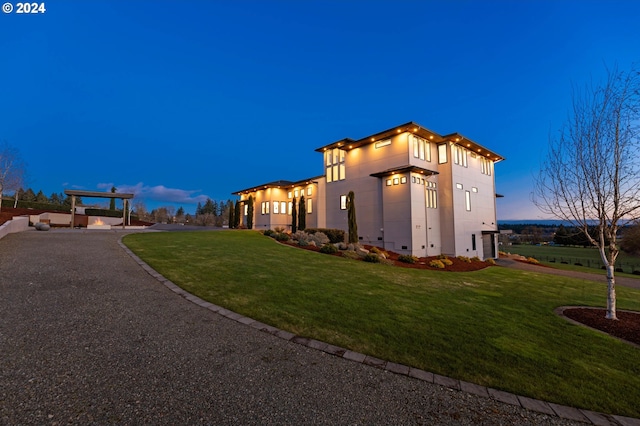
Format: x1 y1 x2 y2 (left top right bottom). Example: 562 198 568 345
118 237 640 426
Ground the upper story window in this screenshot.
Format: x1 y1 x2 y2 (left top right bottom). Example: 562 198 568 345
453 145 468 167
326 148 346 183
412 135 431 162
437 144 447 164
480 157 492 175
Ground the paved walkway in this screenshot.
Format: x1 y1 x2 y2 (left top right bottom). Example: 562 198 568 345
1 230 637 425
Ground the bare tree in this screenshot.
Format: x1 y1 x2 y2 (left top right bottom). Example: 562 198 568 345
534 65 640 320
0 141 26 212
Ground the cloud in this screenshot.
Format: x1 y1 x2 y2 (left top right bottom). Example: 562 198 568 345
102 182 210 205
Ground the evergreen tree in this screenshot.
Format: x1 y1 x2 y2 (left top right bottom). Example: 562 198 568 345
553 224 569 246
22 188 36 201
196 201 203 216
246 196 254 229
49 192 61 205
291 197 297 233
35 190 48 203
176 206 184 217
109 186 117 210
298 195 306 231
234 200 241 228
347 191 358 244
228 200 235 228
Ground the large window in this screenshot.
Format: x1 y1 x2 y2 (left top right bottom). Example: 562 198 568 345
280 201 287 214
261 201 269 215
412 135 430 162
273 201 279 214
480 157 492 175
438 144 447 164
326 148 346 183
453 145 468 167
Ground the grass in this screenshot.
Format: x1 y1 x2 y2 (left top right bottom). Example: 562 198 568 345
124 231 640 417
505 244 640 277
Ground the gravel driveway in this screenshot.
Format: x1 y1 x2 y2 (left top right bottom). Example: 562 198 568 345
0 230 605 425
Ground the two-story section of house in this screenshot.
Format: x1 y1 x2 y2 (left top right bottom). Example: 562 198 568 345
234 121 504 260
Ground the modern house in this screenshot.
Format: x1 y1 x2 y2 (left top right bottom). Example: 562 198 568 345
233 121 504 259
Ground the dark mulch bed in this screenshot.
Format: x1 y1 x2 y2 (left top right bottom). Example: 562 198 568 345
563 308 640 345
281 240 491 272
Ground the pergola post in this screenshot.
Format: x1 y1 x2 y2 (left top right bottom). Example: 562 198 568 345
70 195 76 228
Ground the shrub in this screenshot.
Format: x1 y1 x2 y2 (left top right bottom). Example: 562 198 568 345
363 253 380 263
274 226 285 233
305 228 345 244
616 267 624 273
298 239 309 247
574 262 583 266
441 258 453 266
398 254 418 264
308 232 330 246
527 257 539 264
429 259 445 269
457 256 471 263
498 251 508 256
274 233 290 242
471 256 481 262
320 243 338 254
633 270 640 276
437 254 448 260
341 250 360 260
486 258 496 265
263 229 275 237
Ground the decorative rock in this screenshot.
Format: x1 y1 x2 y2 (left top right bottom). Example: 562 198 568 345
35 223 50 231
355 247 370 257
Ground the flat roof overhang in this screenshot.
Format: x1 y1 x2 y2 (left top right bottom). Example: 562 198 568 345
314 121 505 163
370 165 439 178
233 175 324 195
64 190 134 199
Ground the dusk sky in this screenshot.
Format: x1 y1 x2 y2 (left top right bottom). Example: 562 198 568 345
2 1 638 219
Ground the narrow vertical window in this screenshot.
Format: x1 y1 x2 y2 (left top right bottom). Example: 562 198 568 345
273 201 279 214
280 201 286 215
472 234 476 250
465 190 471 211
438 144 447 164
340 195 347 210
307 198 312 214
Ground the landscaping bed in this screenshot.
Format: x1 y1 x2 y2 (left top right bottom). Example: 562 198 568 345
563 308 640 346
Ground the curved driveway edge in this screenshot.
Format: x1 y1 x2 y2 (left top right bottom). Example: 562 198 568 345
118 234 640 426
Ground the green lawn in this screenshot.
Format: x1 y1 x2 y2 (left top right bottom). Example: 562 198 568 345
124 231 640 417
505 244 640 276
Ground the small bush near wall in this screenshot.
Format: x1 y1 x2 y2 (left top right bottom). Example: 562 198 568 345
398 254 418 264
363 253 380 263
441 258 453 266
305 228 345 244
263 229 275 237
320 244 338 254
429 259 445 268
274 233 290 242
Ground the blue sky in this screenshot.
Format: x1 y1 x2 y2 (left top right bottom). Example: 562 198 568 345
2 0 638 219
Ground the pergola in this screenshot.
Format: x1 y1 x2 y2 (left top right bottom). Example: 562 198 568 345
64 190 135 229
